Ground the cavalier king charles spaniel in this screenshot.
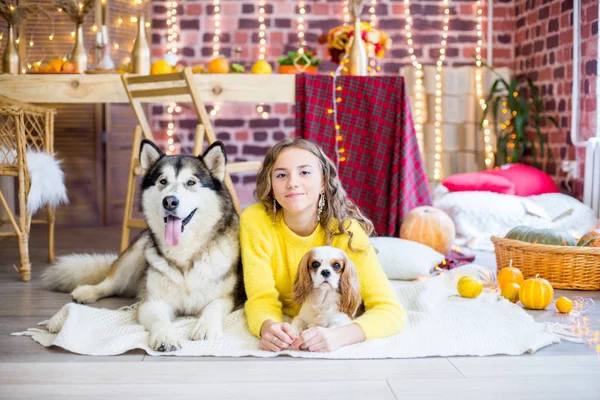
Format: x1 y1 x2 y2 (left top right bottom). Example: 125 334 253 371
291 246 363 334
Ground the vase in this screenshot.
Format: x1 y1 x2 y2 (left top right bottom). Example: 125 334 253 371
132 14 150 74
2 25 19 74
71 24 88 73
347 13 367 76
97 25 115 70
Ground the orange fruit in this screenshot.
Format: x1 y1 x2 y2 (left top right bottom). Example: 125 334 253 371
497 266 524 290
61 61 75 73
251 60 272 74
208 57 229 73
501 282 520 303
50 58 64 72
192 65 206 74
151 60 173 75
457 276 483 299
555 297 573 314
38 64 53 73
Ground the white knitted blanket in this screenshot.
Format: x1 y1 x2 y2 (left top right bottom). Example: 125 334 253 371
13 265 573 358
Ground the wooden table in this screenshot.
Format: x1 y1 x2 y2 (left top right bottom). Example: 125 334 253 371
0 74 296 104
0 73 297 226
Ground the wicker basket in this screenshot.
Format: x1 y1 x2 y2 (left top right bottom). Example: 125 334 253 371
491 236 600 290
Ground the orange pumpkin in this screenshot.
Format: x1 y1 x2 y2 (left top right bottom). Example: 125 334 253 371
519 276 554 310
400 206 456 255
278 65 319 74
497 266 524 290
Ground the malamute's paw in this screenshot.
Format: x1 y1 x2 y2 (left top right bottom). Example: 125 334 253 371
149 327 182 352
190 317 223 341
71 285 100 304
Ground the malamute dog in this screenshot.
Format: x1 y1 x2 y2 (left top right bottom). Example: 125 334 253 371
42 139 243 352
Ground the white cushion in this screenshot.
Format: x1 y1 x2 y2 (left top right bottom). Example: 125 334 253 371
370 237 445 280
432 188 597 251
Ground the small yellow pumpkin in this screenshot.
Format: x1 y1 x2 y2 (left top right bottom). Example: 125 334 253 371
457 276 483 299
501 282 520 303
519 276 554 310
555 297 573 314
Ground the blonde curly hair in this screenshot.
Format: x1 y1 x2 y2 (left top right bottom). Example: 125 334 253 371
255 138 374 251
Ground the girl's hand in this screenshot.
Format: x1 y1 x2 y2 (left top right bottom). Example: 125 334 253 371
290 326 343 352
259 320 297 352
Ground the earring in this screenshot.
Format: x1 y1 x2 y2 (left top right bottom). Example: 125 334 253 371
317 193 325 222
273 197 277 226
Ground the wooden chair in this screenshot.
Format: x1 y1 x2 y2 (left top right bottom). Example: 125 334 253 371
0 95 57 281
120 67 261 251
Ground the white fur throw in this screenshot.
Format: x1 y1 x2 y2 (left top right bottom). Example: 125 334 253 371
13 265 577 358
25 151 68 215
3 150 68 215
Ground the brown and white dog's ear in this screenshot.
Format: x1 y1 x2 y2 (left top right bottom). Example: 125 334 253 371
201 141 227 182
339 254 361 318
293 249 314 305
139 139 164 175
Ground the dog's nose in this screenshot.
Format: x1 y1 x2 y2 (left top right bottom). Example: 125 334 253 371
162 196 179 211
321 269 331 278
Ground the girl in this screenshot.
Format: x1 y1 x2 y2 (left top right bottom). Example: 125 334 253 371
241 138 405 352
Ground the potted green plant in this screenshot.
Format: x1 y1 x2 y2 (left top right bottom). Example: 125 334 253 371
277 51 321 74
1 0 47 74
480 62 559 166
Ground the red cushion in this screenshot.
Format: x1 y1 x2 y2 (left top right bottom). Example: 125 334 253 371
482 164 560 196
442 172 516 195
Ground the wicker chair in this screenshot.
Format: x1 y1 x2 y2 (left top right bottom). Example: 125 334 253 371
0 95 57 281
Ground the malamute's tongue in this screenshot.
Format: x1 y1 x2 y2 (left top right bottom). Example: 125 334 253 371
165 215 183 246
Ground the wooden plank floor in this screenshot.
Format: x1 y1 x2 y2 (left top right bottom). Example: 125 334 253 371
1 225 599 399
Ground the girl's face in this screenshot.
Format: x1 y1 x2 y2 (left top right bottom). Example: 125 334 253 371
271 147 324 217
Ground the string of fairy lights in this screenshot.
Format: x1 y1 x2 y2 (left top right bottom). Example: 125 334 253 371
368 0 378 75
256 0 269 119
474 0 493 167
343 0 350 25
329 1 351 167
165 0 180 154
211 0 220 57
561 297 600 354
433 0 450 182
403 0 449 181
257 0 267 61
297 0 306 54
368 0 377 27
328 70 346 169
403 0 424 161
209 0 222 120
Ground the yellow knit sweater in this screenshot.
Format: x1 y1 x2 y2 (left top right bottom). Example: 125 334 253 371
240 203 406 340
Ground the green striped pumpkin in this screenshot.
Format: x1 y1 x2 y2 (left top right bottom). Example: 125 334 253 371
505 226 576 246
505 226 533 240
576 229 600 247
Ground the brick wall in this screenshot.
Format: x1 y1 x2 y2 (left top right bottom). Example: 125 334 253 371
514 0 598 199
148 0 516 206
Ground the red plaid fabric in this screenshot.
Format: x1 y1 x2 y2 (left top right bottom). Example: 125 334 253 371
295 75 431 236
